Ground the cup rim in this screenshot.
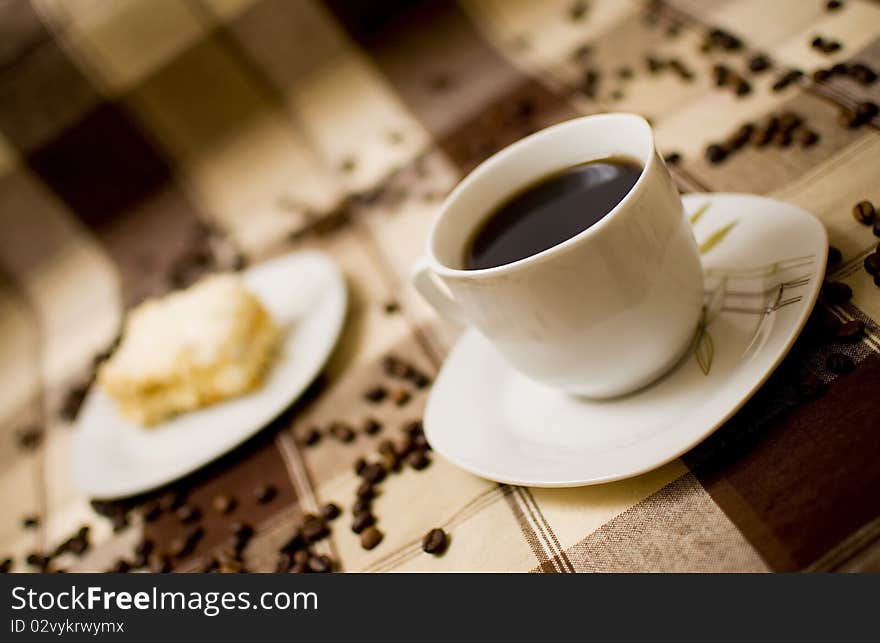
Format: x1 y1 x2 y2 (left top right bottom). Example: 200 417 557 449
426 112 656 278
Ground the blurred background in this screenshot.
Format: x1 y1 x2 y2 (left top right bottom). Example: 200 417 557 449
2 0 879 573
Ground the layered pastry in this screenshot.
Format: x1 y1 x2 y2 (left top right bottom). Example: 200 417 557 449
99 274 280 426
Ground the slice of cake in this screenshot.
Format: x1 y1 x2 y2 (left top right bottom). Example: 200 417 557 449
99 274 280 426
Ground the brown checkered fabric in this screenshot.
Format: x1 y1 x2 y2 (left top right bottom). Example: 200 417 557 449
1 0 879 573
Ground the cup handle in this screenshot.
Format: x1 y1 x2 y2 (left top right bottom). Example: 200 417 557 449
410 257 467 324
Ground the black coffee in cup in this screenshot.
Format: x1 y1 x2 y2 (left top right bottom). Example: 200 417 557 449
463 157 642 270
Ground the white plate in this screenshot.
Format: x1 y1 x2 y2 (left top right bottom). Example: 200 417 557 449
74 250 347 498
425 193 827 487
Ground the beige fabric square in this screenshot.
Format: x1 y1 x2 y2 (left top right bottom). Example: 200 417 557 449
52 0 207 93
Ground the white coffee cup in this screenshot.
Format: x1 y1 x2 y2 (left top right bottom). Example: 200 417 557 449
412 113 703 398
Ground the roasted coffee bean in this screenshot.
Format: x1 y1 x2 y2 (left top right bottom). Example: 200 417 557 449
734 78 752 96
775 129 793 147
645 55 664 73
354 457 367 475
813 68 832 82
752 123 776 147
407 449 431 471
568 0 588 20
67 535 89 557
301 427 321 446
59 384 88 422
403 420 424 437
727 123 754 150
422 528 449 555
356 481 375 500
22 515 39 529
176 504 200 524
571 43 592 61
828 246 842 267
380 450 400 473
839 107 861 128
383 300 401 314
798 129 820 147
836 319 865 341
809 307 842 338
772 69 802 92
796 372 824 401
826 352 855 374
811 35 826 49
212 494 236 515
826 0 843 9
254 484 277 504
617 66 634 80
142 501 161 522
378 438 395 455
822 40 841 54
849 63 877 85
360 526 384 550
280 528 304 554
302 515 329 542
853 201 876 224
391 389 411 407
411 373 431 389
109 559 131 574
383 355 412 379
748 54 771 73
26 552 49 570
321 502 341 521
308 554 333 573
360 463 386 485
364 386 388 403
351 511 375 534
864 253 879 276
663 152 682 166
352 497 372 515
822 281 852 304
363 418 383 436
413 433 431 451
669 59 694 81
705 144 727 164
329 422 355 443
149 553 172 573
15 425 43 451
874 221 880 237
230 521 253 539
394 435 414 459
712 64 730 87
0 558 12 573
856 101 879 122
778 111 802 132
831 62 849 75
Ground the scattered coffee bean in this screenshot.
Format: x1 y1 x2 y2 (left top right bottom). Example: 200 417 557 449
356 481 375 500
360 526 384 550
798 129 820 147
330 422 356 443
772 69 802 92
339 157 357 174
831 62 849 75
822 281 852 304
321 502 341 521
352 497 372 515
302 514 329 543
705 144 728 164
391 389 411 407
109 559 131 574
853 201 876 225
383 300 400 314
413 433 431 451
839 106 861 128
828 246 842 267
422 528 449 555
15 425 43 451
360 463 386 485
308 554 333 573
734 78 752 96
59 384 88 422
748 54 771 73
301 427 321 446
406 449 431 471
280 528 304 554
864 253 879 276
849 63 877 85
394 435 414 459
404 420 424 437
411 373 431 389
22 515 39 529
712 64 730 87
822 40 841 54
362 418 382 435
26 552 50 571
813 68 831 82
826 352 855 374
254 484 277 504
836 319 865 341
663 152 682 166
669 59 694 82
571 43 592 61
380 450 400 473
857 101 879 122
826 0 843 9
617 66 634 80
809 307 842 339
212 494 236 515
796 372 824 401
0 558 12 573
176 504 201 524
352 511 376 534
364 386 388 403
142 502 161 522
646 55 664 74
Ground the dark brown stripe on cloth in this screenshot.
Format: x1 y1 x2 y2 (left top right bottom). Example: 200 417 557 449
322 0 579 173
687 351 880 571
142 422 298 571
501 485 561 573
24 101 216 308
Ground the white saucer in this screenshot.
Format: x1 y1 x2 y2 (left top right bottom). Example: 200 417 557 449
74 250 347 498
424 193 827 487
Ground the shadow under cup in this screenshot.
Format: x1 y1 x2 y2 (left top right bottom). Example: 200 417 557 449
422 113 704 398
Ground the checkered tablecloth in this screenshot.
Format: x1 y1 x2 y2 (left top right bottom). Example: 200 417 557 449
2 0 879 573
